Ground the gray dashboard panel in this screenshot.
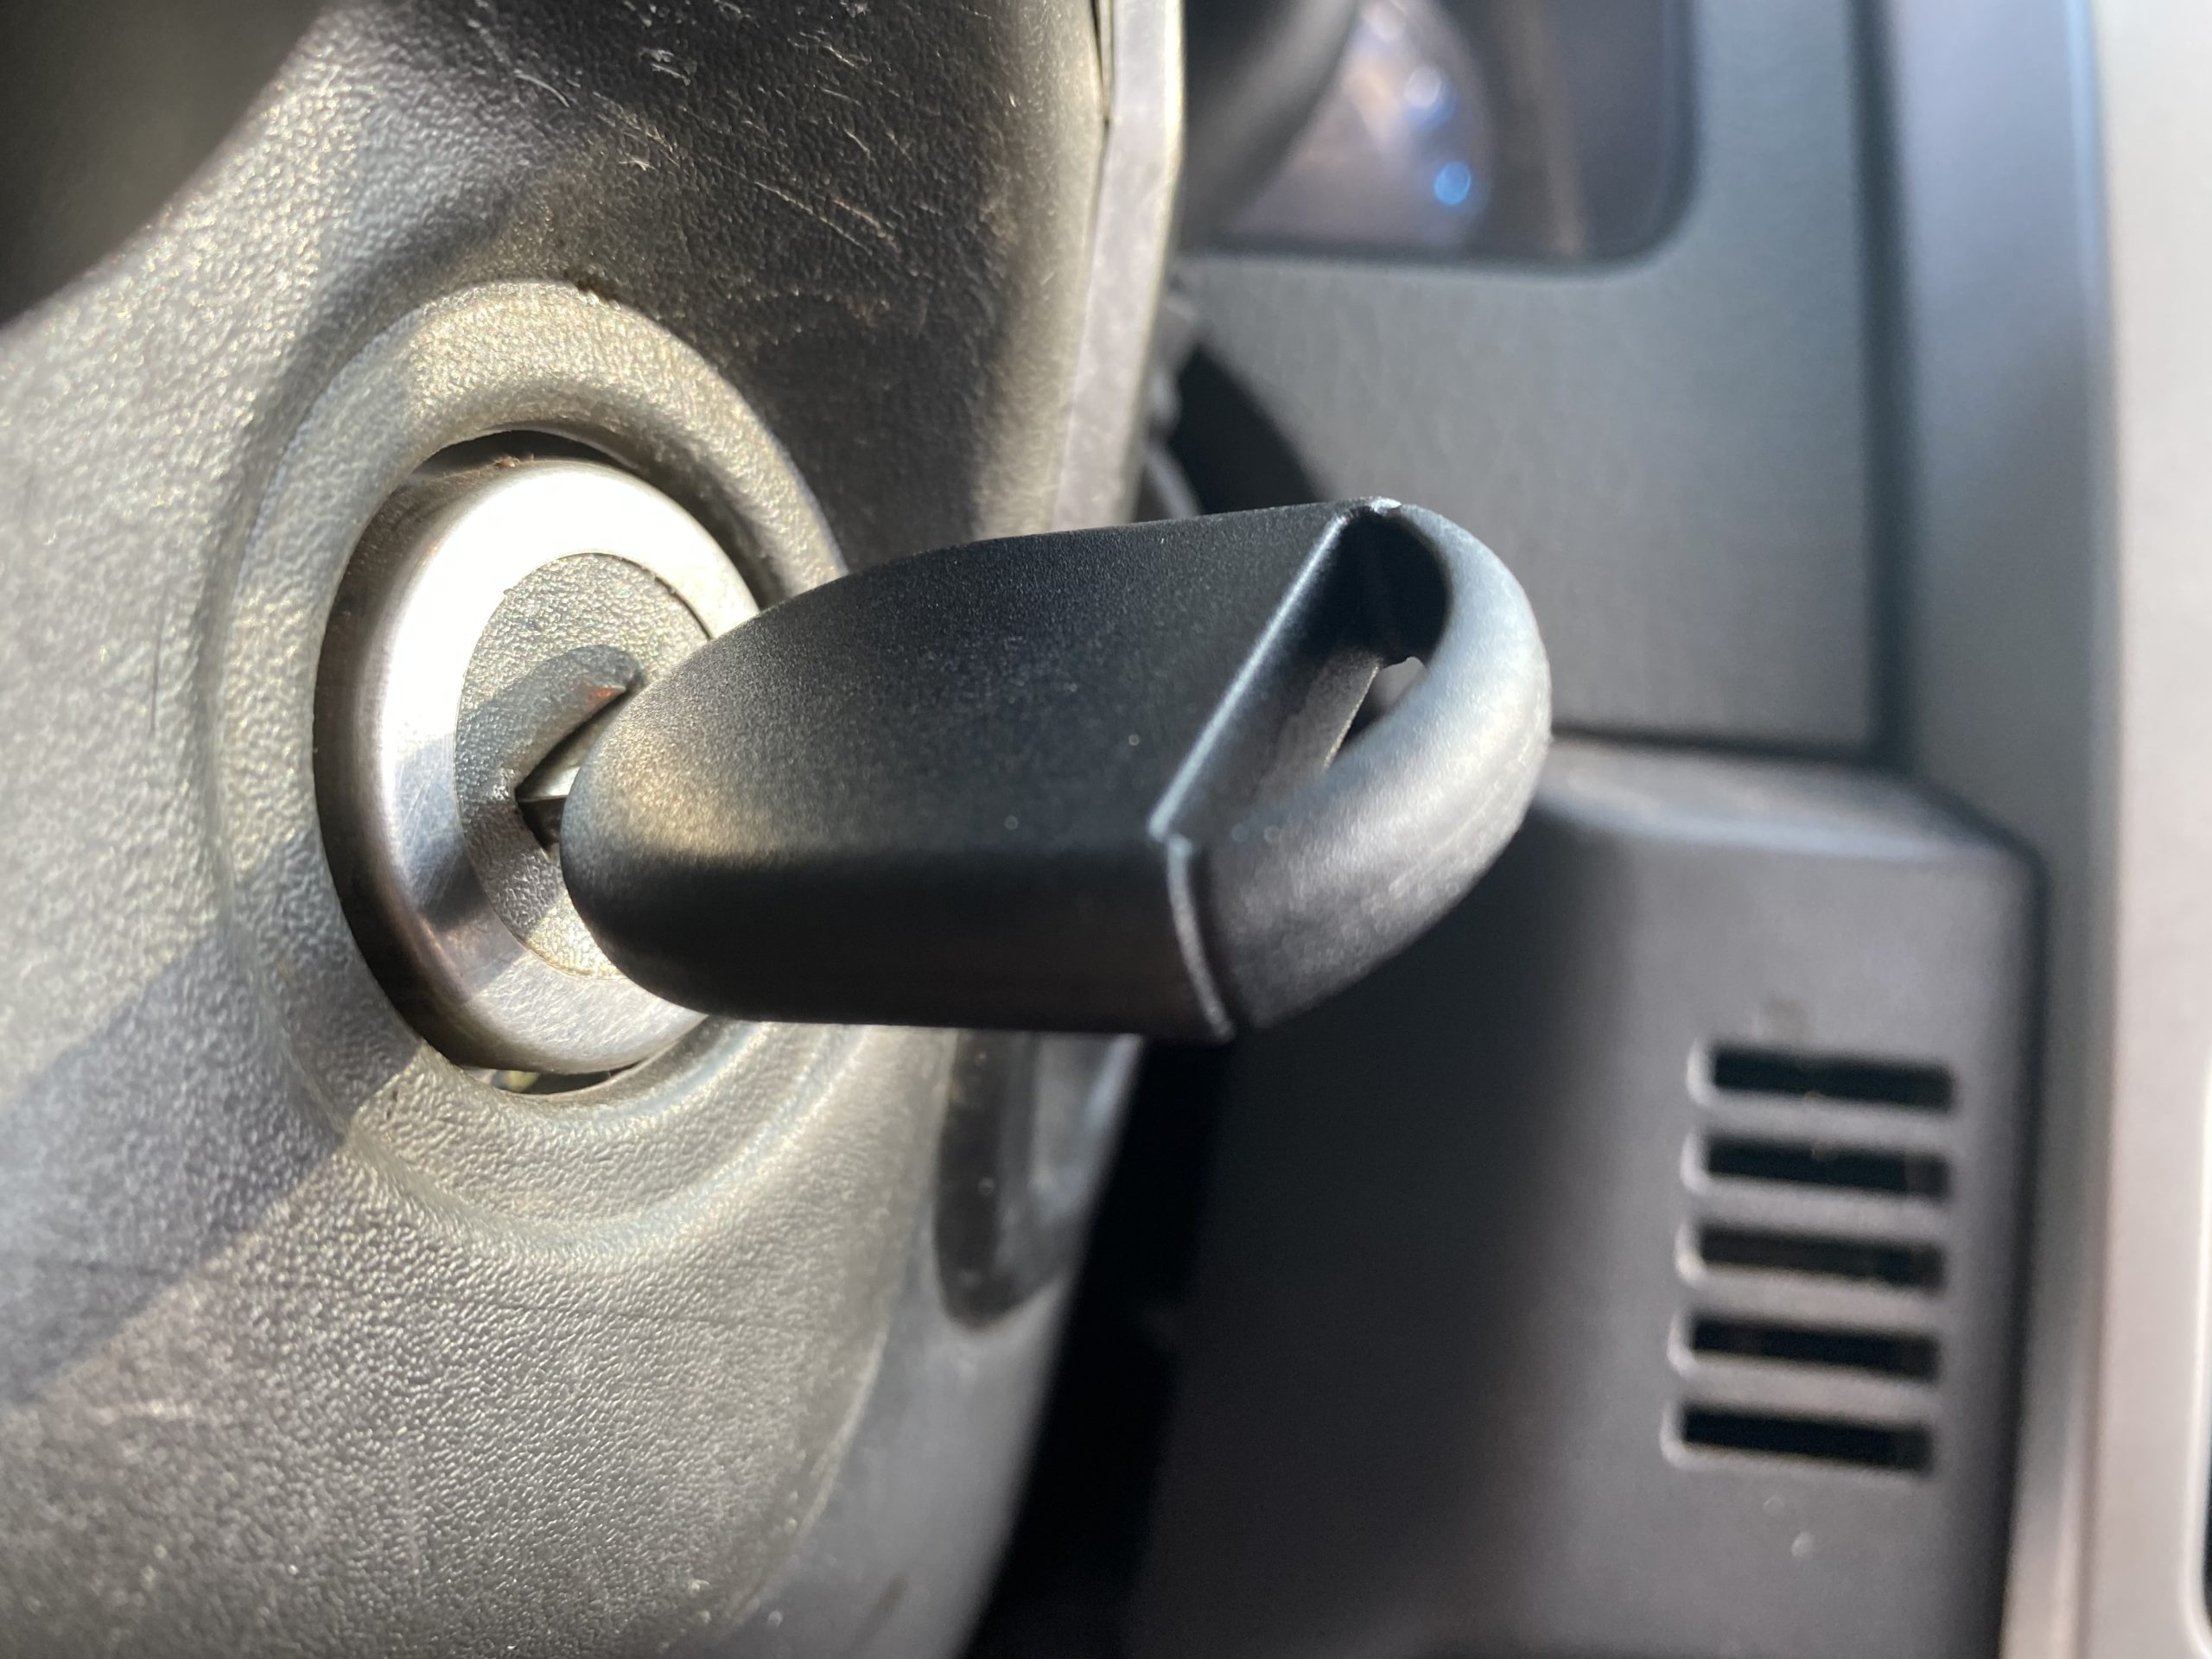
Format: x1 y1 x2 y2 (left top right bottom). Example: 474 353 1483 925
1183 0 1872 747
1133 740 2032 1659
1871 2 2116 1652
1877 2 2212 1656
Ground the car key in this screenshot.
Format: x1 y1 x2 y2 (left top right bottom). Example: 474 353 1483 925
560 499 1549 1039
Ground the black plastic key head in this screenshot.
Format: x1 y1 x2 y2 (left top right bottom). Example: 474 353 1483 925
560 500 1549 1038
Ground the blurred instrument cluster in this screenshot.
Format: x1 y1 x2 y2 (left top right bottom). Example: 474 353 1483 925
1227 0 1692 261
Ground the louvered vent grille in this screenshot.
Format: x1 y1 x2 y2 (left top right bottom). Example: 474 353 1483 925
1676 1044 1954 1477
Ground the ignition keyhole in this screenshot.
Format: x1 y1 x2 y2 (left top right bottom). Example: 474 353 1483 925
517 690 635 853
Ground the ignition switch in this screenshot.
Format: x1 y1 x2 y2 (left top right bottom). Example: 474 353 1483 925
316 456 758 1078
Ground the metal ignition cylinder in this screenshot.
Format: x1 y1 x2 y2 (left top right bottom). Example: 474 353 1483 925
317 456 758 1077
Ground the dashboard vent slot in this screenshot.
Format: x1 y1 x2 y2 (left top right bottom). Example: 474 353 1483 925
1695 1224 1945 1291
1710 1046 1954 1110
1680 1407 1934 1474
1704 1135 1950 1200
1688 1315 1939 1381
